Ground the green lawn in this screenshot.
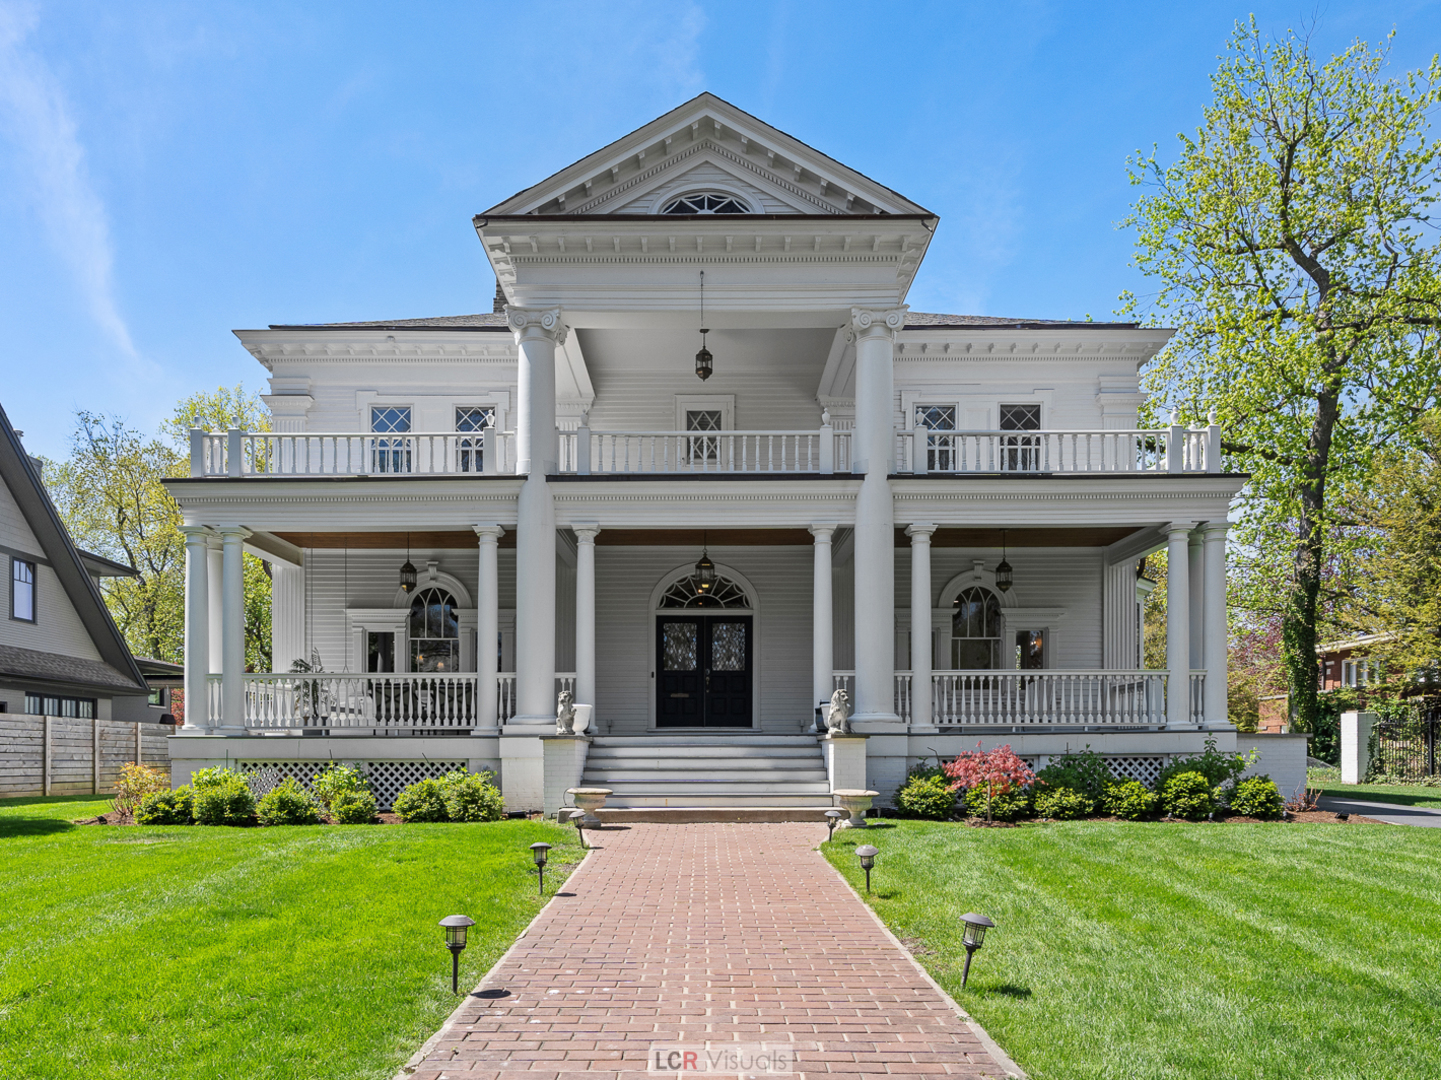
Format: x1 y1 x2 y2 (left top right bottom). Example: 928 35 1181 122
1317 781 1441 809
0 795 582 1080
823 819 1441 1080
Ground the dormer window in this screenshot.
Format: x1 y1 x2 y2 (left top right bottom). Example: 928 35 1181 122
661 192 751 215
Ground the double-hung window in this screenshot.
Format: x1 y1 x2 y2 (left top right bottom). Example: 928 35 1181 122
11 558 35 622
370 406 412 473
455 406 494 473
999 403 1041 472
914 405 958 472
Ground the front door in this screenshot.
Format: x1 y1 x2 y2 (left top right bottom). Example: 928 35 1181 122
656 615 753 727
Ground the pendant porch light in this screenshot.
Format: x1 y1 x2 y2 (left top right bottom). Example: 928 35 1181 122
995 530 1014 594
694 270 713 381
694 530 717 597
399 533 418 594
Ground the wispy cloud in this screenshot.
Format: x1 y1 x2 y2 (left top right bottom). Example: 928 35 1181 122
0 2 137 358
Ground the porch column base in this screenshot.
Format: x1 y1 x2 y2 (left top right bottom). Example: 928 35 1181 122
499 732 546 813
823 734 868 792
542 734 592 819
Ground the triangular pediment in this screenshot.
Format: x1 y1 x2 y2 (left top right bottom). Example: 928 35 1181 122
484 93 929 218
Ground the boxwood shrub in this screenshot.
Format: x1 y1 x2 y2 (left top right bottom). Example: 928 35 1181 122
255 778 321 826
135 786 194 825
330 789 378 824
392 777 449 823
1161 771 1218 821
896 775 958 820
1102 779 1160 820
440 770 505 822
963 783 1032 822
1034 785 1094 820
193 776 256 826
1228 775 1285 819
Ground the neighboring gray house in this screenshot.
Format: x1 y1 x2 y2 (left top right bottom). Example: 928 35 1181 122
0 402 151 721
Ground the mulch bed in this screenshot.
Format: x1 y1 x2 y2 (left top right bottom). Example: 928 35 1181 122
962 811 1384 827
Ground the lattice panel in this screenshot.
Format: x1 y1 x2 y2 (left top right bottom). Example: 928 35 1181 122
364 760 465 810
1104 756 1168 788
237 761 320 799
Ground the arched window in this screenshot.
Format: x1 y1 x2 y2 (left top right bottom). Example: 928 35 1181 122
660 191 751 215
952 586 1001 669
409 586 459 672
659 574 749 609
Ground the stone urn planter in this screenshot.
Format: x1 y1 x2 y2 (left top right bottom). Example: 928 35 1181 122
832 789 879 828
566 787 612 827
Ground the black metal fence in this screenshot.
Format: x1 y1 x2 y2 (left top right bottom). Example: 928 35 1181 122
1372 702 1441 780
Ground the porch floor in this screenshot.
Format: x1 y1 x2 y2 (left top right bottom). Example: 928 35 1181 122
405 823 1017 1080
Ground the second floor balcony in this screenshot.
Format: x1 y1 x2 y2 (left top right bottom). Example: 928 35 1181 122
189 419 1223 480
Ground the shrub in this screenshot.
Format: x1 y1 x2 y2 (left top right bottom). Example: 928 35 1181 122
1034 786 1094 820
906 753 948 782
191 766 244 790
1155 737 1250 793
1034 749 1113 803
1229 775 1285 820
193 776 256 826
311 764 370 810
945 744 1036 823
256 778 321 826
113 762 169 817
135 786 194 825
440 770 505 822
963 783 1032 822
330 789 378 824
896 775 958 820
1161 771 1218 821
1102 779 1160 821
392 777 449 823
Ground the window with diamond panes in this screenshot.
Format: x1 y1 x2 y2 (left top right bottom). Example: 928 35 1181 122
999 403 1041 471
661 192 751 215
370 406 412 473
456 406 494 473
686 409 723 462
711 623 747 670
663 622 698 670
914 405 957 472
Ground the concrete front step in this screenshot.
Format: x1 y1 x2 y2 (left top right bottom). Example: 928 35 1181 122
585 806 840 823
585 767 829 783
597 792 836 809
597 780 831 796
587 746 823 761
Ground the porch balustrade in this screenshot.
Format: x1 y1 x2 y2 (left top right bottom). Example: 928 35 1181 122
190 421 1215 478
206 672 576 729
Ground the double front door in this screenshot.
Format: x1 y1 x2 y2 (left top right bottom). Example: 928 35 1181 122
656 615 753 727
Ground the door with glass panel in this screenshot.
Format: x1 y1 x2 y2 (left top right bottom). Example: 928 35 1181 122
655 615 753 727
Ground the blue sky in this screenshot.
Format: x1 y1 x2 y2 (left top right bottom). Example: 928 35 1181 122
2 0 1438 460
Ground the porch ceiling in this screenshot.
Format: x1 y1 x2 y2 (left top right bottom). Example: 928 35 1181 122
898 526 1141 548
273 531 517 549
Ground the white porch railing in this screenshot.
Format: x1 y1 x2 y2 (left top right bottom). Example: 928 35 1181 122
208 673 576 728
190 429 518 478
832 670 1183 726
895 423 1221 475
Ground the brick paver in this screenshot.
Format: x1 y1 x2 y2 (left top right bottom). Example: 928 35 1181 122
405 824 1017 1080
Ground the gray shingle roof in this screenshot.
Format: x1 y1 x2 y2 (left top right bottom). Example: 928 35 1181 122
0 644 147 694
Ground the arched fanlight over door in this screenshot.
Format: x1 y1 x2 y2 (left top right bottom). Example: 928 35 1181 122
409 586 459 671
660 574 749 609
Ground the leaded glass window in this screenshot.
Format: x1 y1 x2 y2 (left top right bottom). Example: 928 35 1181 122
915 405 957 472
371 406 412 473
951 586 1001 669
659 574 749 609
999 403 1041 472
456 406 494 473
663 622 698 670
711 623 746 670
409 586 458 672
660 192 751 215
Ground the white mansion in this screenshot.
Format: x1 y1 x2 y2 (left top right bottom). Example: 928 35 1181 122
166 94 1300 814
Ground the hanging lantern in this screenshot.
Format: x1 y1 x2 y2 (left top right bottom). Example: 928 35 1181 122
399 533 418 594
695 270 713 381
694 548 716 594
995 529 1013 594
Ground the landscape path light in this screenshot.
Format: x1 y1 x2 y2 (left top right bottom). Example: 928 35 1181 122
824 809 843 842
569 808 588 849
959 913 996 989
530 842 552 896
438 914 475 994
855 844 879 894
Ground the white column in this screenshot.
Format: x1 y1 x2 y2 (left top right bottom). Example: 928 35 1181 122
906 524 936 732
270 561 306 673
508 307 564 724
180 526 211 732
1165 521 1195 729
1202 522 1229 726
851 307 905 724
473 525 503 732
574 523 600 711
1188 529 1204 670
206 536 223 675
217 525 251 732
809 524 836 717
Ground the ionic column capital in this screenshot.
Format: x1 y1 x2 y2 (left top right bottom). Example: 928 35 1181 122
506 306 568 346
849 306 908 341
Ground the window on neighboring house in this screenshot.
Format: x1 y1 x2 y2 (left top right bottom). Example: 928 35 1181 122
952 586 1002 669
455 406 495 473
1341 660 1369 688
370 406 413 473
25 693 95 717
11 558 35 622
409 587 459 672
685 409 723 462
147 688 165 707
999 403 1041 471
914 405 957 472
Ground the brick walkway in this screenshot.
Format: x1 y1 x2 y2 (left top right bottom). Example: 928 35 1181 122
404 823 1018 1080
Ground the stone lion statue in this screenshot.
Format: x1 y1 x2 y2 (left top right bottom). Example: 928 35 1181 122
826 688 853 735
556 690 576 734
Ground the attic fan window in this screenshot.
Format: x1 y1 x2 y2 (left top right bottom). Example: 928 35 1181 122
661 192 751 215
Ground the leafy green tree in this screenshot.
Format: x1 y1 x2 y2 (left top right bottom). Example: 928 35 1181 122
1124 22 1441 732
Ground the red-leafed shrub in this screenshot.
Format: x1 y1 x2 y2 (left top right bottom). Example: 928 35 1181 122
943 743 1036 823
